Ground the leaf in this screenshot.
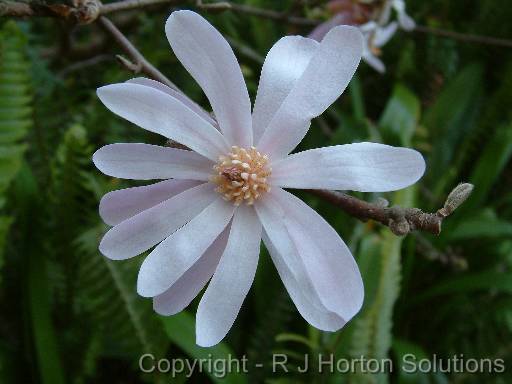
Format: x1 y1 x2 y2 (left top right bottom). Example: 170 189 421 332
14 164 66 384
413 269 512 305
75 224 169 358
349 187 415 384
0 216 12 284
393 339 448 384
379 84 420 147
0 21 32 194
445 209 512 240
161 312 248 384
466 123 512 210
423 64 483 190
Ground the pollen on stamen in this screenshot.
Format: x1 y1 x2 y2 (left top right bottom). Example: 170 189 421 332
211 146 271 206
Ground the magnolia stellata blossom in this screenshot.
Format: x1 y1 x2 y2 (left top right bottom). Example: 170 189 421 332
309 0 416 73
93 10 425 347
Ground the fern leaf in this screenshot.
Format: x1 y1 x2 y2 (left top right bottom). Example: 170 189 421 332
75 223 169 358
0 21 33 281
349 187 415 384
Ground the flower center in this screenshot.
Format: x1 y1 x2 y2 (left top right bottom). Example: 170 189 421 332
212 146 271 206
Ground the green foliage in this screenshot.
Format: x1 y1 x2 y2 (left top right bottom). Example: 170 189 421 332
0 21 32 282
349 188 414 384
2 2 512 383
161 312 247 384
75 224 169 359
379 84 420 147
423 64 483 195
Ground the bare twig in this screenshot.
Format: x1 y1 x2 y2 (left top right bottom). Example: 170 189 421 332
196 0 318 26
97 16 179 90
414 25 512 49
309 184 473 236
101 0 179 15
0 0 100 24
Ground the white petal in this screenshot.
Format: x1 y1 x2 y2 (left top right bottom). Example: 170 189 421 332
389 0 415 31
99 183 217 260
262 232 346 331
93 143 214 181
256 188 364 322
398 12 416 31
153 226 230 316
363 51 386 73
126 77 217 127
374 22 398 47
137 198 235 297
99 179 201 226
257 26 363 159
196 205 261 347
271 143 425 192
252 36 318 143
97 83 228 160
166 10 252 147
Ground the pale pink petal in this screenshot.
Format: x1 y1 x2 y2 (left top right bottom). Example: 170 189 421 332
256 188 364 323
153 226 230 316
126 77 217 127
99 183 216 260
99 179 201 226
257 26 363 159
93 143 214 181
137 198 235 297
262 232 346 331
252 36 318 143
97 83 228 160
165 10 252 147
196 205 261 347
271 143 425 192
308 14 354 42
363 50 386 73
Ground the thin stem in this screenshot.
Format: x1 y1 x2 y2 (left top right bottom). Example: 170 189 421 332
101 0 179 15
97 16 179 90
309 189 448 236
414 25 512 49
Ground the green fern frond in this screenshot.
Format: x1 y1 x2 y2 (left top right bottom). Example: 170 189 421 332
349 188 414 384
0 21 33 281
247 287 295 382
75 223 169 358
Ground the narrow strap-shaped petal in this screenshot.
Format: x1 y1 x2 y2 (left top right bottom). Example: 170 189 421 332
99 183 216 260
252 36 318 143
97 83 229 160
126 77 217 127
257 26 363 159
153 226 230 316
93 143 214 181
256 188 364 322
99 179 201 226
165 10 252 147
137 198 235 297
262 232 346 331
271 142 425 192
196 205 261 347
373 22 398 47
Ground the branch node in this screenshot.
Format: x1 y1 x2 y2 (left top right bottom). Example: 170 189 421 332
115 54 142 73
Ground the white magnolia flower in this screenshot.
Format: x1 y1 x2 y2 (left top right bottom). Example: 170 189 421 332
93 10 425 347
360 21 399 73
